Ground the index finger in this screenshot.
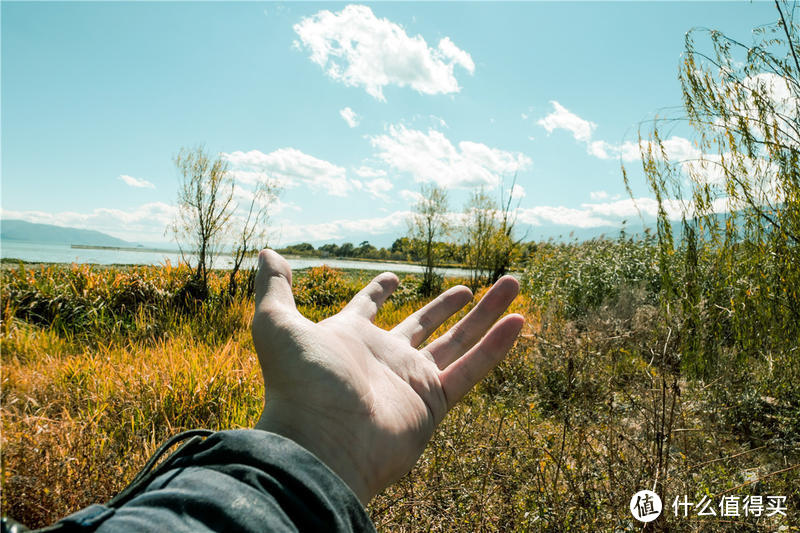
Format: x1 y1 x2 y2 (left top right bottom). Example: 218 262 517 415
391 285 473 347
342 272 399 321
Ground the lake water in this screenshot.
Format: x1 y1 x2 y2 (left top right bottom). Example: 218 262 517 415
0 241 474 277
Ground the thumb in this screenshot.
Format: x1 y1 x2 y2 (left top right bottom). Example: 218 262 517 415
254 249 297 315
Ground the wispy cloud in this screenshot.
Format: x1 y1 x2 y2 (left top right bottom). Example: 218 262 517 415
400 189 423 203
363 177 394 201
339 106 360 127
537 101 596 142
510 184 526 199
275 209 411 244
589 137 699 164
514 195 729 229
294 4 474 101
370 125 531 189
536 102 709 172
119 174 155 189
223 148 358 197
353 166 387 178
517 205 615 228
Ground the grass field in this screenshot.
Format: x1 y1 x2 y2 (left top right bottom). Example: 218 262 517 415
1 248 798 531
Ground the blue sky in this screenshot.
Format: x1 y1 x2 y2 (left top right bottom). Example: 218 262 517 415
1 1 777 247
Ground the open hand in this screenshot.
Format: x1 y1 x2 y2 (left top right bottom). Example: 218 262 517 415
252 249 524 504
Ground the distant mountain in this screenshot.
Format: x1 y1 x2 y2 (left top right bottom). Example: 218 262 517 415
1 220 134 247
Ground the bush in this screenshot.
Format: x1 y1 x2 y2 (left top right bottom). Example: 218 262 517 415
521 235 661 319
293 266 358 308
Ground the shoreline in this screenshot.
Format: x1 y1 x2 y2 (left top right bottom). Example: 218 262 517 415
0 257 486 276
3 243 523 274
70 244 180 254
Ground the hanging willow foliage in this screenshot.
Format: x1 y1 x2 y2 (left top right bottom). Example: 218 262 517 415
626 1 800 379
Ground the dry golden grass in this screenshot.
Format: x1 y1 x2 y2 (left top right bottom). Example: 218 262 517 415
2 263 798 531
0 264 499 527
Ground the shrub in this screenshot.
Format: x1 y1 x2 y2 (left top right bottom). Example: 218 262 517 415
521 235 661 319
293 266 358 308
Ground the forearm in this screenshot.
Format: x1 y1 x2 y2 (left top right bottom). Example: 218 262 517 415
256 400 375 505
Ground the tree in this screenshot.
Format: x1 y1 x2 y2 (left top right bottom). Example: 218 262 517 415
462 176 524 289
463 188 496 290
356 240 377 258
407 184 450 295
339 242 354 257
487 175 524 283
171 145 235 298
227 177 279 299
629 1 799 376
319 243 338 257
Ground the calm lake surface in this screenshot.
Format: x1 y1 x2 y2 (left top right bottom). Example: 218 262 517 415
0 241 474 277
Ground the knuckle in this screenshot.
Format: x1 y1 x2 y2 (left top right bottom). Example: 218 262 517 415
416 311 434 333
449 324 467 346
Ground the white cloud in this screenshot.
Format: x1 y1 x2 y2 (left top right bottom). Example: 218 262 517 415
119 174 155 189
745 72 795 106
293 5 474 101
517 206 615 228
684 152 780 198
510 184 526 199
353 166 387 178
428 115 448 128
587 140 613 160
511 196 688 229
582 197 659 219
363 177 394 201
581 196 702 222
651 136 702 163
530 101 775 222
266 197 300 215
534 102 685 165
370 125 531 189
340 106 360 128
230 183 296 216
223 148 356 197
617 141 644 162
734 73 799 146
537 101 597 142
436 36 475 73
587 136 701 164
630 139 777 195
576 73 793 202
400 189 423 203
275 209 411 244
1 202 176 243
228 169 278 187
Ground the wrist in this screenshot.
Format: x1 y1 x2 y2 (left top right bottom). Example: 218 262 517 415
255 401 374 505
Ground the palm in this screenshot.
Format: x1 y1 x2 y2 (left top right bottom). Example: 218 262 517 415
252 250 523 503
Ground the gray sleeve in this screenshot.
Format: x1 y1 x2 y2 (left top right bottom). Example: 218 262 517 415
51 430 376 533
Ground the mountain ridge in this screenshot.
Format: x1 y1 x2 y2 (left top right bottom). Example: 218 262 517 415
1 220 135 247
